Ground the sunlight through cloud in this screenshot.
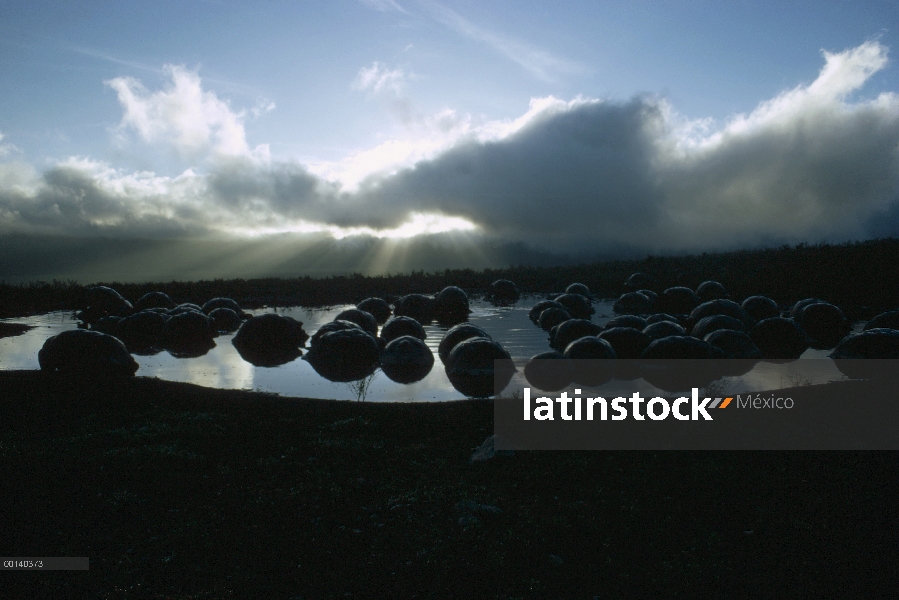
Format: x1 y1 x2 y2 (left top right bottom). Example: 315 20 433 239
223 212 477 239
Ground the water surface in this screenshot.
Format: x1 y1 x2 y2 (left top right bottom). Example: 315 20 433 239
0 297 850 401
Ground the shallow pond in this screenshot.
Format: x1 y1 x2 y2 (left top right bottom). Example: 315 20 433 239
0 297 850 401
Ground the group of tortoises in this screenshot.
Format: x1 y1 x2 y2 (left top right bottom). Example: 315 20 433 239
523 273 899 392
37 274 899 396
37 280 523 396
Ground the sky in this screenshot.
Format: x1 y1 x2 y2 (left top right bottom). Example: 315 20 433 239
1 0 898 281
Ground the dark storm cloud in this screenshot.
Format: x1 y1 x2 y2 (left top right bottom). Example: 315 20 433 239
206 159 330 219
351 97 668 242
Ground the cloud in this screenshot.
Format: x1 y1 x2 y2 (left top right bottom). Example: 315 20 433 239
307 107 479 189
105 65 269 161
2 41 898 265
418 0 586 83
250 100 276 118
0 131 19 158
338 40 899 252
358 0 407 13
0 157 212 237
353 62 410 96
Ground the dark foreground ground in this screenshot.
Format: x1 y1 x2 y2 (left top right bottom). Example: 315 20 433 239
1 371 897 599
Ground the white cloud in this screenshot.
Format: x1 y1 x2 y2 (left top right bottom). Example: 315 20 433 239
105 65 269 161
0 131 19 158
353 62 410 96
250 100 276 118
307 107 479 189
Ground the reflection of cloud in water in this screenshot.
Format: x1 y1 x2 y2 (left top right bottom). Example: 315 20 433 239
134 334 255 390
0 312 78 370
0 330 50 369
730 359 846 395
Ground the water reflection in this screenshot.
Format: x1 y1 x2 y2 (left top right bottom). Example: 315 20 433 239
0 299 858 401
506 358 848 400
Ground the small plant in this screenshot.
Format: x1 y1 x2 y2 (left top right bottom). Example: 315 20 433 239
494 389 523 401
781 372 813 388
345 370 379 402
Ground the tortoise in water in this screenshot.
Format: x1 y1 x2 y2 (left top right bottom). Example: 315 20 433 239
168 303 205 316
638 335 727 392
741 296 780 322
695 280 728 302
334 308 379 337
689 299 752 325
232 313 309 367
438 323 491 364
523 350 573 392
77 286 134 324
434 286 471 323
749 317 810 360
311 320 362 345
538 307 572 331
793 301 850 349
117 310 167 353
393 294 436 324
164 311 217 358
488 280 520 304
554 293 594 320
202 297 248 319
380 335 435 384
598 327 651 359
380 316 427 343
613 292 653 315
550 319 602 352
208 308 243 333
134 291 176 312
563 337 616 387
863 310 899 331
357 298 392 324
829 328 899 380
565 283 591 298
789 298 825 319
444 338 516 398
642 320 686 340
704 329 761 359
529 300 565 324
39 329 138 379
829 328 899 359
691 314 745 340
304 327 380 382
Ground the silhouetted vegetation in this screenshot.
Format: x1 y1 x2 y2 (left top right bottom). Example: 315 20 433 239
3 238 899 318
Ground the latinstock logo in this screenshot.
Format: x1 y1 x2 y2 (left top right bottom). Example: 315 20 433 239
522 388 734 421
493 358 899 450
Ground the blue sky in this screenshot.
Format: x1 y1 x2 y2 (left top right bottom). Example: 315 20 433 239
1 0 898 278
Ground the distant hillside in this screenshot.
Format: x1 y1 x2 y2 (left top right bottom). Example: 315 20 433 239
2 238 898 319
